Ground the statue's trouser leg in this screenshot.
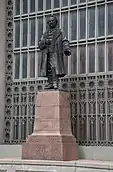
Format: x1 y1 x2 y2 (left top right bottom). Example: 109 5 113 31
46 54 53 85
46 53 58 88
51 67 59 88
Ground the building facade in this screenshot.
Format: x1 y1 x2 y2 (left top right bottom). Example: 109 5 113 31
2 0 113 147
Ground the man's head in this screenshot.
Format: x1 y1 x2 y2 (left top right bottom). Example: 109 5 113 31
47 15 58 28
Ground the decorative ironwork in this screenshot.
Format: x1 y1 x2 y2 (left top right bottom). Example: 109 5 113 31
4 0 113 146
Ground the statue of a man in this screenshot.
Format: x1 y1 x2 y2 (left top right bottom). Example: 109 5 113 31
38 15 71 89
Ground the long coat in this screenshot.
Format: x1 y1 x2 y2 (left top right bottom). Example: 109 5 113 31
38 28 70 78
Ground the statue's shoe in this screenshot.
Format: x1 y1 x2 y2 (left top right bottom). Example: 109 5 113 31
53 82 58 89
45 83 54 89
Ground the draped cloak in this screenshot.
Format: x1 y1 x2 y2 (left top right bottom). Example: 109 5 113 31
38 28 70 78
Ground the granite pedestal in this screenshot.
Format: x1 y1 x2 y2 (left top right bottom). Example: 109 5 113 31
22 90 77 160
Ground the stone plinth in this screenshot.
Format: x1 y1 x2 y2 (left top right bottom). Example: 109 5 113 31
22 90 77 160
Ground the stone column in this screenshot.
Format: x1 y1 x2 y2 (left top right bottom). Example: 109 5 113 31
22 90 78 160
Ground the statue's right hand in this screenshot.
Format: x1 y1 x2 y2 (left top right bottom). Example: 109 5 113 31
45 39 51 45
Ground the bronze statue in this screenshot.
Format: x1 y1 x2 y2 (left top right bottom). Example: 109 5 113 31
38 15 71 89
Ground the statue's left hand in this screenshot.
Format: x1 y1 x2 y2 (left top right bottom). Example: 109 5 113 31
64 49 71 56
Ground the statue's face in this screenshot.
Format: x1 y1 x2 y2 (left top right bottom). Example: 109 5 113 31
48 17 57 28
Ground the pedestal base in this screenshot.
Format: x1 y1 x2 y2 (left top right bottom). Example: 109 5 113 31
22 90 78 160
22 135 77 160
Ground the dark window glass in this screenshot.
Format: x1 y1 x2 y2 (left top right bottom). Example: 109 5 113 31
71 0 77 5
46 15 51 29
108 42 113 71
71 47 77 74
54 0 59 8
54 13 60 27
98 5 105 37
22 0 28 14
38 51 42 76
15 0 20 15
108 3 113 35
79 45 86 74
98 43 105 72
70 11 77 40
46 0 51 10
38 17 43 41
88 44 95 73
22 53 27 78
79 9 86 39
64 54 68 74
62 12 68 38
88 7 95 38
62 0 68 6
15 21 20 48
22 20 28 47
30 52 35 78
79 0 86 3
30 18 35 46
38 0 43 11
30 0 35 13
15 54 20 79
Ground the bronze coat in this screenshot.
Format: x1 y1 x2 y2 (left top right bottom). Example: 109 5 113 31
38 28 70 77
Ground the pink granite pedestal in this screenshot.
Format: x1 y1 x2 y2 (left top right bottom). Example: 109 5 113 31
22 90 78 161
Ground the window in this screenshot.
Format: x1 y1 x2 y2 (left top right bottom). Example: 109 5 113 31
46 0 51 10
108 3 113 35
71 47 77 74
29 52 35 78
29 18 35 46
62 12 68 38
30 0 35 13
46 15 51 29
79 45 86 74
98 43 105 72
38 51 42 76
71 0 77 5
88 7 95 38
22 20 28 47
15 21 20 48
38 0 43 11
79 9 86 39
88 44 95 73
54 13 60 27
14 54 20 79
22 53 27 78
98 5 105 37
38 17 43 42
54 0 59 8
15 0 20 15
62 0 68 7
107 42 113 71
70 11 77 41
22 0 28 14
13 0 113 80
79 0 86 3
